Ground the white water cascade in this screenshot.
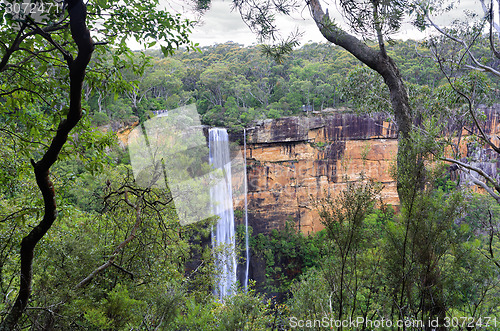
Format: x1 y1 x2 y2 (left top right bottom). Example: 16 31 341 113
209 128 237 299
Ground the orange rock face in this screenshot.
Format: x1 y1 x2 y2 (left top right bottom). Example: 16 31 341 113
244 114 400 235
243 107 500 235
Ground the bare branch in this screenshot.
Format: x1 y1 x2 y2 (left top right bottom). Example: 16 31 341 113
75 196 142 289
432 47 500 155
469 175 500 203
427 13 500 78
441 157 500 197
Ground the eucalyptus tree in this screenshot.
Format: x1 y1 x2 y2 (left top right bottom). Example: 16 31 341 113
422 0 500 202
0 0 195 328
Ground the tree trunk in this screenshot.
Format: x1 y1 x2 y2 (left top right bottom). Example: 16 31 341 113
307 0 446 325
307 1 414 200
0 1 94 329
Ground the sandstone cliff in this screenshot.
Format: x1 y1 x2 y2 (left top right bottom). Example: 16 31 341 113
244 112 398 234
111 107 500 235
244 107 500 235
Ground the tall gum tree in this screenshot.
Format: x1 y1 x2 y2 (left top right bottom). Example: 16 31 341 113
0 0 196 328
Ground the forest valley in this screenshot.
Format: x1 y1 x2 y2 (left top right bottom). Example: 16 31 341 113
2 0 500 329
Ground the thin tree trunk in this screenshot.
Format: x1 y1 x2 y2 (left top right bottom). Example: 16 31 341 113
0 1 94 329
307 0 413 199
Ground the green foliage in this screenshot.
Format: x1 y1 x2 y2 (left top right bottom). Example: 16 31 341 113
84 284 147 330
315 179 385 320
217 289 273 330
250 221 326 298
287 268 332 320
92 112 111 126
260 35 301 64
286 198 394 326
168 287 273 330
339 66 391 115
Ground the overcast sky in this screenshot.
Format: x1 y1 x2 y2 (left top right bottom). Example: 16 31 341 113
176 0 482 47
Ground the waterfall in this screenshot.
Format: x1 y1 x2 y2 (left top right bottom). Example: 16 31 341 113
243 128 249 292
209 128 237 300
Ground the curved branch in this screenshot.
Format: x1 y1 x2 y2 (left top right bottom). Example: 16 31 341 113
470 175 500 203
441 157 500 196
427 13 500 79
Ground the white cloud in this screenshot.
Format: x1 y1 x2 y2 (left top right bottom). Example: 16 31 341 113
189 0 325 46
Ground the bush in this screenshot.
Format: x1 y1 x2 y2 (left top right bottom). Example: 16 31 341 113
92 112 110 126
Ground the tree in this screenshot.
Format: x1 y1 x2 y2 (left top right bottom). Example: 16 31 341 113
384 168 464 329
317 179 382 325
200 62 232 107
420 0 500 205
0 0 195 328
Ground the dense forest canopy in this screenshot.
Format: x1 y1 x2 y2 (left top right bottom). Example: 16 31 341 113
2 0 500 329
87 39 498 130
